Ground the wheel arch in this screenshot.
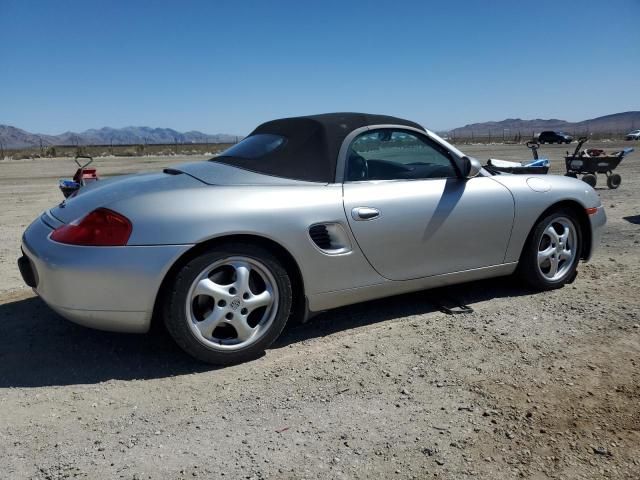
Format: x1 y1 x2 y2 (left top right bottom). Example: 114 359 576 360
151 234 307 331
522 200 592 261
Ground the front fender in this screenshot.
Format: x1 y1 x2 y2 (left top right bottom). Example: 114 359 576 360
492 174 603 263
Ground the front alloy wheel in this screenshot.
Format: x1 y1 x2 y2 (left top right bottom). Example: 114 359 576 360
518 209 581 290
535 217 577 282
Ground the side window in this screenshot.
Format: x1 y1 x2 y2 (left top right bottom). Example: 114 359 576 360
346 129 457 181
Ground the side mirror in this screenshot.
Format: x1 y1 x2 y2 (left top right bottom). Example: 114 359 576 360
460 156 482 178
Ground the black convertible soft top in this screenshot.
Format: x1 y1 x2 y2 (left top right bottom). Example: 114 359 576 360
213 112 425 183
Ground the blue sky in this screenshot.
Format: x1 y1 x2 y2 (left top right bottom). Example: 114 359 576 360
1 0 638 135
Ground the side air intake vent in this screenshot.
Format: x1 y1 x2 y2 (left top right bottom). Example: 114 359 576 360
309 224 332 249
308 223 352 255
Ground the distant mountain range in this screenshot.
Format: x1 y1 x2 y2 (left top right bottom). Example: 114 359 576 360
447 111 640 137
0 125 239 149
2 111 639 148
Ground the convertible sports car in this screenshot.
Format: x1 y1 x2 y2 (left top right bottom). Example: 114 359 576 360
19 113 606 364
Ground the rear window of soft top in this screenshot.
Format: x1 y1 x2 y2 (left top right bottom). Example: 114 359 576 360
216 134 286 159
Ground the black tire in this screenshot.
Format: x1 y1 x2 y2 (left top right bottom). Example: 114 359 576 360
606 173 621 189
518 208 582 290
163 243 292 365
582 174 597 188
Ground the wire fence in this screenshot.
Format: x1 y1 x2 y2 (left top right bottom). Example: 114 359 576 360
445 129 637 145
1 142 237 160
2 130 638 160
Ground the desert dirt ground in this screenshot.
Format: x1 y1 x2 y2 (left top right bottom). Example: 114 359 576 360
0 143 638 479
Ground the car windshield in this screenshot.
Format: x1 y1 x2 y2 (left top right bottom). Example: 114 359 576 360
216 134 286 159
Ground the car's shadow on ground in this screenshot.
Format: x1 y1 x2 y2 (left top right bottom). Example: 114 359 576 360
274 277 531 348
0 277 533 388
0 295 211 388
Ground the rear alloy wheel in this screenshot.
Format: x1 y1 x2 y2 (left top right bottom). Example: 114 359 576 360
606 173 621 189
518 210 581 290
164 244 292 364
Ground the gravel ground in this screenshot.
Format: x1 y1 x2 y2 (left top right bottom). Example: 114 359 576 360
0 143 638 479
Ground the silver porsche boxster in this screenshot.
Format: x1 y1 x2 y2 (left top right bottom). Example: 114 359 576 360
19 113 606 364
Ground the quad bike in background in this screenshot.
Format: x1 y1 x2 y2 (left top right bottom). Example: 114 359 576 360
59 155 99 198
564 137 634 189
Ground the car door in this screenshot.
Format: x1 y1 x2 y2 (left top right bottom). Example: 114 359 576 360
342 128 514 281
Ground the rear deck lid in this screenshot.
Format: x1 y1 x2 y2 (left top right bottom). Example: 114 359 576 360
49 171 204 224
172 161 322 186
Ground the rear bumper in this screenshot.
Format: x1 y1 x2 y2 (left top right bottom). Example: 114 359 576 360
586 205 606 261
20 213 192 333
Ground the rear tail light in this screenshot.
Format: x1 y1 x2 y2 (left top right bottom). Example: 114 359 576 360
50 208 132 246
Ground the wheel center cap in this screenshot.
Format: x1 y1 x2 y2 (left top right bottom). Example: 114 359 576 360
230 298 241 311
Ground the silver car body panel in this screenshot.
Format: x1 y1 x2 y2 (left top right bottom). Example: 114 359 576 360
309 263 517 312
170 161 324 186
343 176 514 280
489 173 604 262
21 126 606 333
50 171 208 224
22 214 191 332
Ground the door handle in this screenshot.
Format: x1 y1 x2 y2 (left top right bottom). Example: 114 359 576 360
352 207 380 221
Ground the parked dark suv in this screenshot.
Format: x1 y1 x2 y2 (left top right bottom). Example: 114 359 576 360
538 131 573 144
